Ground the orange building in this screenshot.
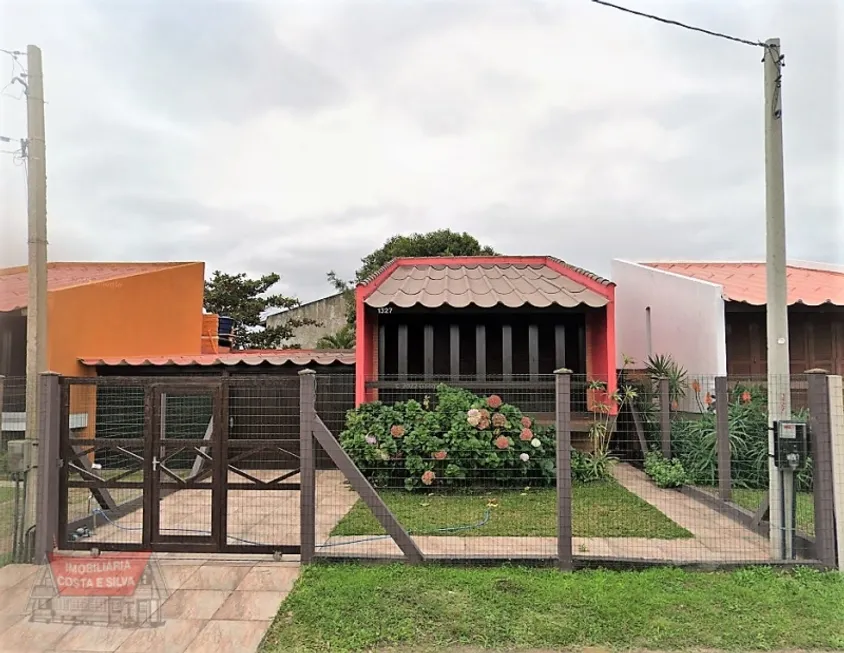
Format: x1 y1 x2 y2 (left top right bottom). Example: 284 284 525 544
0 261 206 380
0 262 207 435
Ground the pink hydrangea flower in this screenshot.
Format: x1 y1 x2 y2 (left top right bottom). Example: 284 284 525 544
494 435 509 450
421 470 436 486
433 450 447 461
492 413 507 428
478 417 490 430
390 425 405 438
520 416 532 428
520 428 533 441
487 395 503 409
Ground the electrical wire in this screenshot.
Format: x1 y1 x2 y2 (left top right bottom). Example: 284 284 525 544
589 0 768 49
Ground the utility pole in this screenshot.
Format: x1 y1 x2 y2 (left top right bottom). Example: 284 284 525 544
763 38 791 559
23 44 47 546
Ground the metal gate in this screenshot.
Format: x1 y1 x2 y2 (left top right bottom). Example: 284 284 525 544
58 376 302 555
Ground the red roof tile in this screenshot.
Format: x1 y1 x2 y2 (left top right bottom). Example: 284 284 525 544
362 256 612 309
0 262 199 312
643 262 844 306
79 350 355 367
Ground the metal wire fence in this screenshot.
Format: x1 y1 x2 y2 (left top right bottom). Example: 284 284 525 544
35 369 840 570
1 377 26 565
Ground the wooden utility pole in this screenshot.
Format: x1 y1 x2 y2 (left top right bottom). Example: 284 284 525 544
763 38 790 559
24 44 47 540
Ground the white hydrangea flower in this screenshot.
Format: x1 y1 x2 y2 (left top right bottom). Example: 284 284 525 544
530 438 541 448
519 453 530 462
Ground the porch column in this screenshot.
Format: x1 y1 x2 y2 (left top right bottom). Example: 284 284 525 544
378 324 386 377
502 325 513 380
555 325 566 370
475 325 486 381
528 324 539 380
423 325 434 380
450 325 460 381
397 324 408 380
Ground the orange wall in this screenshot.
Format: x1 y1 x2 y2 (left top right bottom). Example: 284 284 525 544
47 262 205 377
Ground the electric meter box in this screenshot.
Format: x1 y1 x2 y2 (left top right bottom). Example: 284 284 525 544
7 439 36 474
773 420 808 470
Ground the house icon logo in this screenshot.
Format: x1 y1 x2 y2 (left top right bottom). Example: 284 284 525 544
25 552 169 628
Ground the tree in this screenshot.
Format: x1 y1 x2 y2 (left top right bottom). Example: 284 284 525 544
354 229 496 283
326 229 498 327
203 270 316 349
316 324 356 349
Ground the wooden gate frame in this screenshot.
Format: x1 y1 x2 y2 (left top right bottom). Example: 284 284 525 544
298 369 423 563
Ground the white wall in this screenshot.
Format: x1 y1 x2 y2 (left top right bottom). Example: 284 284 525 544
612 260 727 411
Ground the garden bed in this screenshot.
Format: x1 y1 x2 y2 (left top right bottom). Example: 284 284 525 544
330 479 692 539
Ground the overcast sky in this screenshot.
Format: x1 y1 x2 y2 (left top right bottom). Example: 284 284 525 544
0 0 841 304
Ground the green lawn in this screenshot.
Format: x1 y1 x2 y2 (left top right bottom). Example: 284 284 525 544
729 488 815 537
331 480 691 539
259 564 844 652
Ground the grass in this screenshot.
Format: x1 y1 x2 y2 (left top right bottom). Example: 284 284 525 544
331 480 692 539
728 488 815 537
259 564 844 652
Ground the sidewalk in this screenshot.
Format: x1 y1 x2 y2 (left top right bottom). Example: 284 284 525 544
0 556 299 653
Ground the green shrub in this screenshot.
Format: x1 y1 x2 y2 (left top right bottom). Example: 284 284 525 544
571 449 615 483
671 383 811 491
644 451 687 488
340 385 569 490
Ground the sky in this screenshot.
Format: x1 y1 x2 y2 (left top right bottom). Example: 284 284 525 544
0 0 841 305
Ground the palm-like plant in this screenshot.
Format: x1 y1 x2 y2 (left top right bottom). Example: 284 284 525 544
316 325 355 349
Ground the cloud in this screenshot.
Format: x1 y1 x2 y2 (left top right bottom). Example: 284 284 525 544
0 0 840 307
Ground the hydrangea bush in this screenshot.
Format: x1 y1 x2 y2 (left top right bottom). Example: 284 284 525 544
339 385 557 490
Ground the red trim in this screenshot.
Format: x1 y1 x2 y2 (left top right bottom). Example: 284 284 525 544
543 257 614 299
355 287 368 406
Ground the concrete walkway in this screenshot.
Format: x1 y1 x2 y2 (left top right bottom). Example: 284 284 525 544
0 556 299 653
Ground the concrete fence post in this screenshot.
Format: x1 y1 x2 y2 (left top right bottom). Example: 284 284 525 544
825 374 843 572
34 372 61 564
715 376 731 501
658 377 671 459
299 369 317 564
807 371 837 569
555 368 573 571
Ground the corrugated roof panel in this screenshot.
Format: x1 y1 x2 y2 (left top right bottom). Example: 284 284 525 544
643 262 844 306
80 350 355 367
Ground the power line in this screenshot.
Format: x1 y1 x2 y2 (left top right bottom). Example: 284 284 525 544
589 0 767 49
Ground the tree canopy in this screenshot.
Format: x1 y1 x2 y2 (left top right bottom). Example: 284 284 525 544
324 229 498 332
354 229 496 283
203 270 315 349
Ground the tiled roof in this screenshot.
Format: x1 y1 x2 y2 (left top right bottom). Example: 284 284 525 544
363 257 610 309
0 262 198 312
79 350 355 367
643 262 844 306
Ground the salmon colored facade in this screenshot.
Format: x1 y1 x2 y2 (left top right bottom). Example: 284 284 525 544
354 256 617 408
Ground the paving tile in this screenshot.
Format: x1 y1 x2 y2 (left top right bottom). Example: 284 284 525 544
182 619 271 653
0 564 40 590
213 591 286 621
0 612 26 634
1 617 73 652
115 619 206 653
180 566 250 591
235 566 298 592
159 590 231 621
0 575 38 615
159 565 202 593
53 625 134 652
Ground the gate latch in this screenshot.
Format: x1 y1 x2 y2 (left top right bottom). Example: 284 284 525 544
151 456 159 472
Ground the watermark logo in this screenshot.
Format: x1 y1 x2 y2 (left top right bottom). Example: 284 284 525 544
26 552 169 628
